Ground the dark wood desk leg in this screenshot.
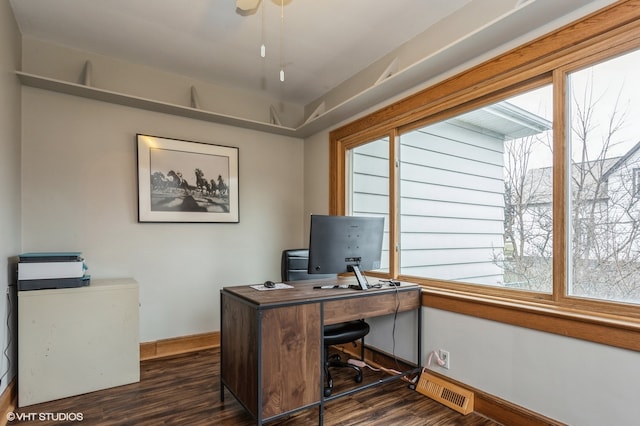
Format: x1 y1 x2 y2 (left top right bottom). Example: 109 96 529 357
417 297 422 370
319 303 325 426
220 291 225 402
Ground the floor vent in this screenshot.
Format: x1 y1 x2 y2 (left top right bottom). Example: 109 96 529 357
416 370 474 415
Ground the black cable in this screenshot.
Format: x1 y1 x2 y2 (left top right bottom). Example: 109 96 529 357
378 279 402 372
0 290 13 385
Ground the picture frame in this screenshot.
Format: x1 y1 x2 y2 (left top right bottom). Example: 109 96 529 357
136 134 239 223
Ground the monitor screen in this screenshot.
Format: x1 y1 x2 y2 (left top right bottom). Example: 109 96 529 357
307 214 384 289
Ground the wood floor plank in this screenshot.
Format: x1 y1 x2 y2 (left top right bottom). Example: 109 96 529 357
9 348 501 425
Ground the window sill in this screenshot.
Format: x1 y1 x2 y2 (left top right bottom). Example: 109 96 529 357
421 286 640 352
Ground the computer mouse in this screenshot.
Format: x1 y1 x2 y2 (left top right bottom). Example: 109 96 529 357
264 280 276 289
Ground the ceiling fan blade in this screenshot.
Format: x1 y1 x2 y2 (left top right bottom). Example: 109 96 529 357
236 0 262 16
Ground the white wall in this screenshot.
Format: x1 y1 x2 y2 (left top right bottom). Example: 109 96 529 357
0 0 21 394
423 309 640 426
302 130 332 238
20 87 305 342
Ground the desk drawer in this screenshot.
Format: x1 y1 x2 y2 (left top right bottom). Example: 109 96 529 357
323 289 420 325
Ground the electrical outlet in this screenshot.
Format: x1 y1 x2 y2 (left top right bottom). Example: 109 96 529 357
439 349 450 369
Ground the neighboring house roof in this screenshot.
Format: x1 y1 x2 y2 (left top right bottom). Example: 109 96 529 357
602 140 640 180
522 156 628 206
452 101 553 141
451 101 640 206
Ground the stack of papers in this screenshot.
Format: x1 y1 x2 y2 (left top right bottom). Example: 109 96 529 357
251 282 293 291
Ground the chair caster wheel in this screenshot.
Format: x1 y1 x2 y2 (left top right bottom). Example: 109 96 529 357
355 373 363 383
324 387 332 397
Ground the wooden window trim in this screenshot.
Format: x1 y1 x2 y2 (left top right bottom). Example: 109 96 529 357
329 1 640 351
421 286 640 352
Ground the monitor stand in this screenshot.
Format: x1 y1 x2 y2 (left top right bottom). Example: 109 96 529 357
348 265 369 290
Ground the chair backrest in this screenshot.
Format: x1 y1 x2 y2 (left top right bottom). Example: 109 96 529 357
281 249 336 281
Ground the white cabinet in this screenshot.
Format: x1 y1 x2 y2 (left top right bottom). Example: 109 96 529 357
18 278 140 407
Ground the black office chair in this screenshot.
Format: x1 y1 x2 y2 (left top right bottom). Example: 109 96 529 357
281 249 370 397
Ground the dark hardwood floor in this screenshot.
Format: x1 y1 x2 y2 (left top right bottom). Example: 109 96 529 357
9 348 501 425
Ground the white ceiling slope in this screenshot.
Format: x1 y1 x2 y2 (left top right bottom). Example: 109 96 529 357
9 0 616 136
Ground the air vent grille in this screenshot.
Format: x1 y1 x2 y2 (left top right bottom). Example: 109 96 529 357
416 370 474 415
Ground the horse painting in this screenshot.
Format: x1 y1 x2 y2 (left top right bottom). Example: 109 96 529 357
151 171 168 191
216 174 228 196
167 170 190 193
139 134 237 220
194 168 211 195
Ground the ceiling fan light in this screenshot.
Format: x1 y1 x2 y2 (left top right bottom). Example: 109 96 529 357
280 69 285 82
260 44 266 58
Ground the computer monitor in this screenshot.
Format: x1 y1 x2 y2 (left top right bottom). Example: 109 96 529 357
307 214 384 290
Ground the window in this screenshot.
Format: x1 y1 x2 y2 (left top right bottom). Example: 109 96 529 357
397 87 553 292
330 3 640 351
567 48 640 305
349 137 390 272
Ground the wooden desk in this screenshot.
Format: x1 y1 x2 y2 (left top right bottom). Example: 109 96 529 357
220 278 421 425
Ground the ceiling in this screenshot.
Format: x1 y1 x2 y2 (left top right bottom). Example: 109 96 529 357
9 0 617 134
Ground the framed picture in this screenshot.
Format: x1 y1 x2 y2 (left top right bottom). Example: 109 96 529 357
136 134 239 223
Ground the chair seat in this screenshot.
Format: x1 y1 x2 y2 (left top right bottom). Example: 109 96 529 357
324 320 370 346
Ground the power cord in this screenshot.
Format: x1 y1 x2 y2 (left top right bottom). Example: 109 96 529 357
426 350 447 367
369 279 403 373
346 280 420 387
0 290 13 386
347 358 402 375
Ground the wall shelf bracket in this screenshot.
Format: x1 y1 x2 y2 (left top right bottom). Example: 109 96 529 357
80 60 93 86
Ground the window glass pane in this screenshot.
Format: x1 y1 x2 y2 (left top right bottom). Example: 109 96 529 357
349 137 390 272
398 86 553 290
568 49 640 304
